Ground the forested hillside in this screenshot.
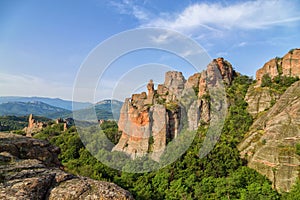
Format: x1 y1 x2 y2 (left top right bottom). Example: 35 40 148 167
32 75 292 199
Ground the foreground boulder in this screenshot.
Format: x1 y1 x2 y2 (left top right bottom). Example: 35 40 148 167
0 132 134 200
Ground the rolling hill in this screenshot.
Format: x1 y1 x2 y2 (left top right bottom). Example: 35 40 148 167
72 99 123 121
0 96 92 110
0 101 71 119
0 99 123 121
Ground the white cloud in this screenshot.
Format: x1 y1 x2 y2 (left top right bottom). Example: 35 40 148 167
109 0 150 21
149 31 181 44
139 0 300 34
237 42 247 47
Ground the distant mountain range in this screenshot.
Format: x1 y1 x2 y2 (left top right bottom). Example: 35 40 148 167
0 96 92 110
0 97 123 120
73 99 123 121
0 101 71 119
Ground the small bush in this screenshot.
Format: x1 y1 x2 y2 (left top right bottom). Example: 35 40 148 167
296 143 300 156
261 74 272 87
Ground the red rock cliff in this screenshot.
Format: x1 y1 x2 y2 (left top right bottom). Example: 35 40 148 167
256 49 300 85
113 58 235 160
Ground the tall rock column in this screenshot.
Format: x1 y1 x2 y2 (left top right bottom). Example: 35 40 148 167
145 79 155 105
28 114 35 129
150 104 167 161
112 98 151 159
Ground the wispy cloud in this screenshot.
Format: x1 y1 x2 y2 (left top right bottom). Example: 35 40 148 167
237 42 247 47
125 0 300 35
109 0 150 21
149 30 181 44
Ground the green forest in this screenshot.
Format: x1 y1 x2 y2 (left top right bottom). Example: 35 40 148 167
29 75 300 199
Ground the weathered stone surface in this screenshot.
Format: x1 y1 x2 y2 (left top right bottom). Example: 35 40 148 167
164 71 186 102
215 57 234 84
245 85 281 116
187 100 201 131
282 49 300 77
113 98 151 159
144 79 155 105
150 105 167 161
0 132 134 200
256 49 300 85
157 84 168 97
23 114 46 137
0 132 61 167
185 73 201 90
49 178 133 200
196 60 231 123
113 58 234 160
256 58 280 85
239 81 300 192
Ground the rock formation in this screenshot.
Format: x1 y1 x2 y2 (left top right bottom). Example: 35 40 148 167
256 48 300 85
56 117 74 131
0 132 134 200
245 49 300 117
245 86 281 116
239 81 300 192
23 114 46 137
216 57 234 84
113 58 234 160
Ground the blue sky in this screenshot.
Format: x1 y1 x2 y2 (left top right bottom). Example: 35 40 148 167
1 0 300 102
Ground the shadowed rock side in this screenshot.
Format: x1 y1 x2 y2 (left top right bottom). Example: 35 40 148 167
256 48 300 85
239 81 300 192
0 132 134 200
113 58 234 160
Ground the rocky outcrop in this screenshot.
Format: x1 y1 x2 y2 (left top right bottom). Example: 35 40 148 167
149 104 167 161
256 49 300 85
239 81 300 192
113 97 151 159
281 48 300 77
113 58 234 160
0 132 134 200
245 86 281 116
23 114 46 137
163 71 186 102
56 117 74 131
216 57 234 84
246 49 300 117
256 58 280 85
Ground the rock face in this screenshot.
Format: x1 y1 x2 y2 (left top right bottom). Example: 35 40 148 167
245 86 281 116
0 132 134 200
246 49 300 117
256 49 300 85
56 117 74 131
23 114 46 137
113 58 234 160
239 81 300 192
